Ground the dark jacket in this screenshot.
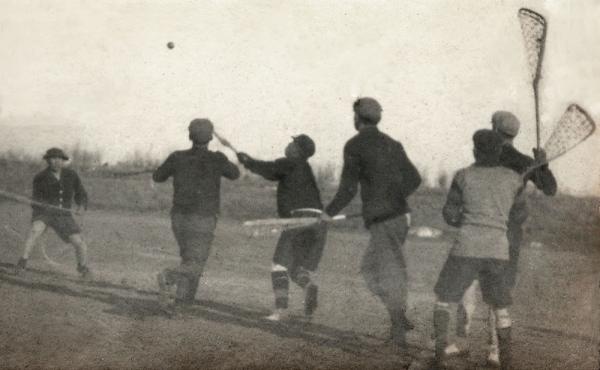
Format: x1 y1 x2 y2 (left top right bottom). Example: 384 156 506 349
500 144 557 195
153 146 240 215
243 157 323 218
32 167 88 217
500 144 557 226
325 126 421 227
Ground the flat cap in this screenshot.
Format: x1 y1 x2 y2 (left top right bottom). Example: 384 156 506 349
353 97 382 125
43 147 69 160
188 118 214 143
492 111 520 137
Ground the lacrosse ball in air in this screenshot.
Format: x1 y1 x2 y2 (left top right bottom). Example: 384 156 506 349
167 41 175 49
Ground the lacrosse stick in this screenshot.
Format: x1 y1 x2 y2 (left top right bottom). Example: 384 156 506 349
518 8 547 150
109 169 154 178
0 189 83 215
243 212 362 230
523 104 596 176
214 130 239 154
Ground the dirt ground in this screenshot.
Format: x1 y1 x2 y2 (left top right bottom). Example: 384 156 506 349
0 203 599 369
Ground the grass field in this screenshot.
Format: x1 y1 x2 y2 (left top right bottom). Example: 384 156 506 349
0 158 599 369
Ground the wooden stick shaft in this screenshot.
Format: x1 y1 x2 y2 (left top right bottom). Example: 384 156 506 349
0 189 77 214
214 131 238 154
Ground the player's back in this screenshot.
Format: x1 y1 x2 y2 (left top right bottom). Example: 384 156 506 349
457 165 523 230
347 127 416 223
449 165 524 260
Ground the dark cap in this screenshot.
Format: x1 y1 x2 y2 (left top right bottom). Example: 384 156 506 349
491 111 520 137
43 147 69 160
353 97 382 124
473 129 503 154
292 134 316 158
188 118 214 143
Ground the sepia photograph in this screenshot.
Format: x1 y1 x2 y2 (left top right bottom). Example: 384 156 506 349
0 1 599 369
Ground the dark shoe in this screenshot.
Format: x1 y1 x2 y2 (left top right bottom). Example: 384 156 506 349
422 357 448 370
304 284 318 317
388 330 408 349
389 320 409 349
391 309 415 332
402 315 415 331
77 265 93 280
14 258 27 275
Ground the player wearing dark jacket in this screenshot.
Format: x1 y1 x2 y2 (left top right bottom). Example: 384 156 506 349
14 148 92 278
154 119 239 312
237 134 326 321
497 131 556 288
322 97 421 348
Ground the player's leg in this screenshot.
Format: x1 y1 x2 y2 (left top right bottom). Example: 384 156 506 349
480 259 513 369
291 223 327 318
267 264 290 321
432 256 480 365
505 222 523 289
175 214 216 305
51 213 90 278
157 212 188 311
456 279 479 338
68 234 91 278
368 216 412 347
289 264 316 318
487 306 500 366
267 228 297 321
15 220 47 274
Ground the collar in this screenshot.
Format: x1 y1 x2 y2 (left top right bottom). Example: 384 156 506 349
43 167 63 181
190 143 209 153
358 125 379 135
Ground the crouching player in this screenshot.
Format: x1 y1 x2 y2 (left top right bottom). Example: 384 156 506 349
237 135 326 321
14 148 92 279
431 130 526 370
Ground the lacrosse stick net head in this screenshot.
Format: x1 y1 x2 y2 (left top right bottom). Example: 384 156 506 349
518 8 547 82
542 104 596 163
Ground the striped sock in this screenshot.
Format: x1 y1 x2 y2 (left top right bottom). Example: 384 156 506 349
271 271 289 309
433 307 450 360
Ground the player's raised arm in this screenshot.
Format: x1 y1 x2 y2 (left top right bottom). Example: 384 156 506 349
529 148 557 195
152 153 175 183
238 154 293 181
219 152 240 180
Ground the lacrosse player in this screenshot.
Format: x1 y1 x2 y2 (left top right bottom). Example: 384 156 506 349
432 129 526 370
451 111 557 365
320 97 421 349
14 148 92 279
153 119 240 313
237 134 326 321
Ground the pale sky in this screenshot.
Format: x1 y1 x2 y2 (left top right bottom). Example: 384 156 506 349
0 0 599 195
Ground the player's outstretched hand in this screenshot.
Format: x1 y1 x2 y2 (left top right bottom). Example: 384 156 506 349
237 152 252 165
532 148 548 165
